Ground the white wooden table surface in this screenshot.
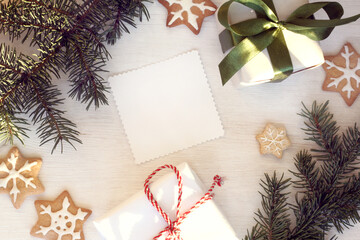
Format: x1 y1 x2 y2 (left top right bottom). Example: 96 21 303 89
0 0 359 239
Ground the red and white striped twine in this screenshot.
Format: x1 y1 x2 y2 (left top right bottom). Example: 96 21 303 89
144 164 224 240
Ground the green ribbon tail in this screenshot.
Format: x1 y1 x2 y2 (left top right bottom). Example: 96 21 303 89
260 0 277 17
217 0 360 85
219 29 278 85
267 29 293 82
287 14 360 41
287 2 360 40
255 0 293 82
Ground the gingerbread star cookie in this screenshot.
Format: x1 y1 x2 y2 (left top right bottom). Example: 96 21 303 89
158 0 217 34
31 191 92 240
322 43 360 106
256 123 291 159
0 147 44 209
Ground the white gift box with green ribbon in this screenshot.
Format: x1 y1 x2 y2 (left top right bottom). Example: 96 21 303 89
216 0 325 88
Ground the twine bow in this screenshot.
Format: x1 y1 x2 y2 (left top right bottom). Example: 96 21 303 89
144 165 223 240
218 0 360 85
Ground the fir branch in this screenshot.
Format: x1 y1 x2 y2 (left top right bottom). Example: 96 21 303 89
0 34 79 152
0 0 150 152
299 101 359 191
106 6 131 45
67 40 108 109
24 83 81 153
0 44 23 91
342 125 360 166
105 0 150 44
24 38 81 153
327 173 360 233
0 1 68 42
299 101 340 160
244 101 360 240
74 25 109 58
255 173 291 240
23 0 77 17
0 44 31 144
77 0 103 25
0 106 28 145
289 193 332 240
243 224 264 240
290 150 320 196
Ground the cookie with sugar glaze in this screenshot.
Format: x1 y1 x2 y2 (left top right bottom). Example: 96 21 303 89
256 123 291 159
322 43 360 106
158 0 217 34
31 191 92 240
0 147 44 209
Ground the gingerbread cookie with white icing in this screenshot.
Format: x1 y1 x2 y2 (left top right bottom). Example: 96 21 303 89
0 147 44 209
322 43 360 106
31 191 92 240
256 123 291 159
158 0 217 34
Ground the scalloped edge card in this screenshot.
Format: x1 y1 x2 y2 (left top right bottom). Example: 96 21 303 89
109 51 224 164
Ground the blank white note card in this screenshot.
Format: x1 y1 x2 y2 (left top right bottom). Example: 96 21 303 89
109 51 224 163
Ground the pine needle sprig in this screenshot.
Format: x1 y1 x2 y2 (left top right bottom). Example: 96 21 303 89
243 101 360 240
66 40 109 109
289 191 334 239
24 85 81 153
0 106 29 145
105 0 150 45
299 101 341 161
0 0 149 152
243 224 264 240
299 101 360 191
23 0 78 17
0 44 33 143
290 150 320 196
0 0 71 43
255 173 291 240
22 36 81 153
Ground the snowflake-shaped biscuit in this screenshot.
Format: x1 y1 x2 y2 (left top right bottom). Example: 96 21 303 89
256 123 291 159
31 191 92 240
322 43 360 106
0 147 44 209
158 0 217 34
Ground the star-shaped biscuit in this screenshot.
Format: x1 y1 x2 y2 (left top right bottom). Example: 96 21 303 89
322 43 360 106
0 147 44 209
31 191 92 240
159 0 217 34
256 123 291 159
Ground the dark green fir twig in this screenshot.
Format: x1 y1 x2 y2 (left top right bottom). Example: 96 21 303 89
244 101 360 240
0 0 150 152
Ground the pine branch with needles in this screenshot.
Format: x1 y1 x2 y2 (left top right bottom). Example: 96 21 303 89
243 101 360 240
0 0 149 152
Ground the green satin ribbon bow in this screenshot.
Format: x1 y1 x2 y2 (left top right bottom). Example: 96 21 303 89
218 0 360 85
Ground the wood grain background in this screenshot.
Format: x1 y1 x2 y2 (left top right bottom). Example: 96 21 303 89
0 0 359 239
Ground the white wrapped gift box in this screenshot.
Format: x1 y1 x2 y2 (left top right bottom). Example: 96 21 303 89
94 163 239 240
217 0 325 88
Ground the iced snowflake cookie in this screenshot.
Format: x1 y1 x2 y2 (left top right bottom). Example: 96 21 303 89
0 147 44 209
322 43 360 106
31 191 92 240
158 0 217 34
256 123 291 159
